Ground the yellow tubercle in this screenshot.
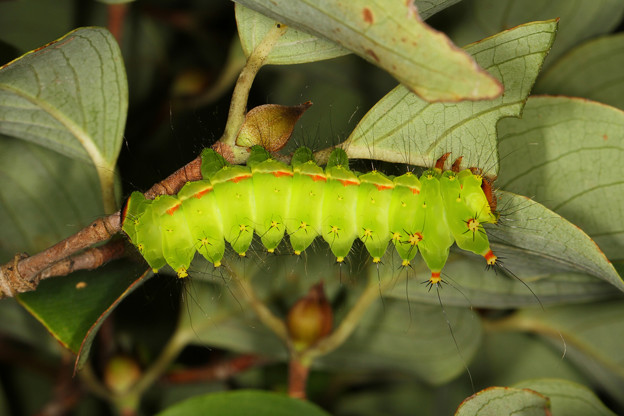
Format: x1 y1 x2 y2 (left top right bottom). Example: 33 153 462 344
239 252 246 258
294 250 302 255
268 248 275 253
177 268 188 278
484 250 497 265
401 259 410 267
372 257 381 263
213 261 222 268
336 256 345 263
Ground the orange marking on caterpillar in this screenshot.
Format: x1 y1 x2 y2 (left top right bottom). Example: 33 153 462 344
375 184 394 191
339 179 359 187
411 187 420 195
194 187 213 199
167 203 182 216
484 250 497 265
306 174 327 182
430 272 442 284
121 199 130 222
272 170 294 178
229 174 252 183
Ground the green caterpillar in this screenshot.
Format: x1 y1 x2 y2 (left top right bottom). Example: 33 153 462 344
122 146 499 283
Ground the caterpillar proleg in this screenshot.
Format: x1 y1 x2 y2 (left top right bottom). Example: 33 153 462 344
122 146 499 281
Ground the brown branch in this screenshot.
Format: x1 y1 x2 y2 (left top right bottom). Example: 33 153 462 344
37 239 127 281
0 155 203 299
0 213 121 298
163 354 268 384
108 3 129 45
288 357 309 399
144 155 202 199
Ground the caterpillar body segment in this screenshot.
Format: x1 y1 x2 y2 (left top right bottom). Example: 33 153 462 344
177 180 225 267
122 146 499 280
388 172 422 266
322 163 360 262
357 171 394 263
286 153 326 254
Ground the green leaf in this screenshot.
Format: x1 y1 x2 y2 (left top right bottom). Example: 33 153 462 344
316 297 481 385
156 390 331 416
455 386 550 416
0 0 75 53
535 34 624 110
0 298 58 354
444 0 624 67
384 254 619 308
473 333 586 388
497 97 624 262
341 20 557 177
507 301 624 407
17 261 149 355
235 0 502 101
0 27 128 212
0 136 103 259
179 265 482 386
235 4 350 65
512 379 616 416
487 192 624 293
235 0 463 66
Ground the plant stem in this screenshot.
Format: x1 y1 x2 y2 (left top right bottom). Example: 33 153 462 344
219 22 287 163
127 329 189 397
288 356 310 399
304 277 393 361
228 265 289 343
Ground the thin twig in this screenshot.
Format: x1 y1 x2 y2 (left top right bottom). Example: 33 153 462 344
163 354 267 384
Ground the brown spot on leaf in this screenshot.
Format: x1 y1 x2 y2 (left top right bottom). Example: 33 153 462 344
603 134 608 141
362 7 374 24
365 49 380 62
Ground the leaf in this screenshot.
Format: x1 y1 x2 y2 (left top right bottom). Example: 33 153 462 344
512 379 616 416
0 136 103 259
179 270 482 386
315 296 482 385
235 0 502 102
384 254 620 308
155 390 331 416
487 192 624 293
444 0 624 67
497 96 624 262
235 1 464 66
508 301 624 407
0 0 75 53
472 333 586 388
17 261 149 356
235 5 350 65
74 268 152 369
455 386 550 416
535 34 624 110
0 27 128 211
341 20 557 177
